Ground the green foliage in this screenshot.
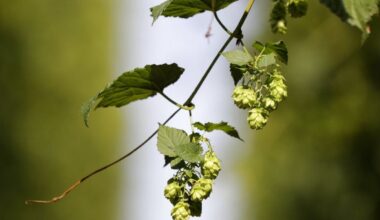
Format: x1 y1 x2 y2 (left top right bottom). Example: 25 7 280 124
82 63 184 125
320 0 379 37
223 41 288 130
174 143 203 163
157 125 191 158
150 0 238 21
222 49 253 66
188 200 202 217
287 0 309 18
253 41 288 64
193 121 242 140
230 64 245 85
270 0 288 34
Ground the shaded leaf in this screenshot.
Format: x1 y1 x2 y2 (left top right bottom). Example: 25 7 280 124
157 125 190 157
164 156 186 169
171 157 185 168
174 143 203 163
150 0 238 21
287 0 308 18
189 200 202 217
193 121 242 141
319 0 350 21
253 41 288 64
82 63 184 126
270 0 288 34
230 64 244 85
222 49 253 66
184 170 194 178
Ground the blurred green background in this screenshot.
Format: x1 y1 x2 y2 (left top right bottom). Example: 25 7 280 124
0 0 122 219
1 0 379 220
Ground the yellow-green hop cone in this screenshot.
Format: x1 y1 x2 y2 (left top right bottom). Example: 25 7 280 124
263 97 277 111
269 81 287 102
269 71 287 102
171 201 191 220
287 0 308 18
190 178 213 202
248 108 269 130
202 151 221 179
232 86 257 109
276 20 287 34
164 181 181 200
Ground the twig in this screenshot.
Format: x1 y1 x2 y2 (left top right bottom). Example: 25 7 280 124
25 108 181 204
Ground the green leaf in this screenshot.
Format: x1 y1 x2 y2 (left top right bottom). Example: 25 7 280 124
171 157 185 168
270 0 288 34
193 121 243 141
81 95 100 127
189 200 202 217
174 143 203 163
319 0 350 21
164 156 186 169
320 0 379 38
82 63 184 126
151 0 174 23
230 64 244 85
184 170 194 178
222 49 253 66
257 53 276 68
157 125 190 157
150 0 238 21
253 41 288 64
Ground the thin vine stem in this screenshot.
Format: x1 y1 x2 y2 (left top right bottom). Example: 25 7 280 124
213 11 246 46
159 92 194 110
213 11 233 36
25 0 256 205
25 107 181 204
185 0 255 104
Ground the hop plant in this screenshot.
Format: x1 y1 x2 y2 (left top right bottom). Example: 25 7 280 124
287 0 308 18
232 86 257 109
171 201 191 220
190 178 213 202
269 70 287 102
263 97 277 111
202 151 221 179
270 0 288 34
248 108 269 130
275 19 288 34
164 181 181 201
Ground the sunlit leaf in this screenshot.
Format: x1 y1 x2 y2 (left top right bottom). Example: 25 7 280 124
174 143 203 163
157 125 190 157
222 49 253 66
